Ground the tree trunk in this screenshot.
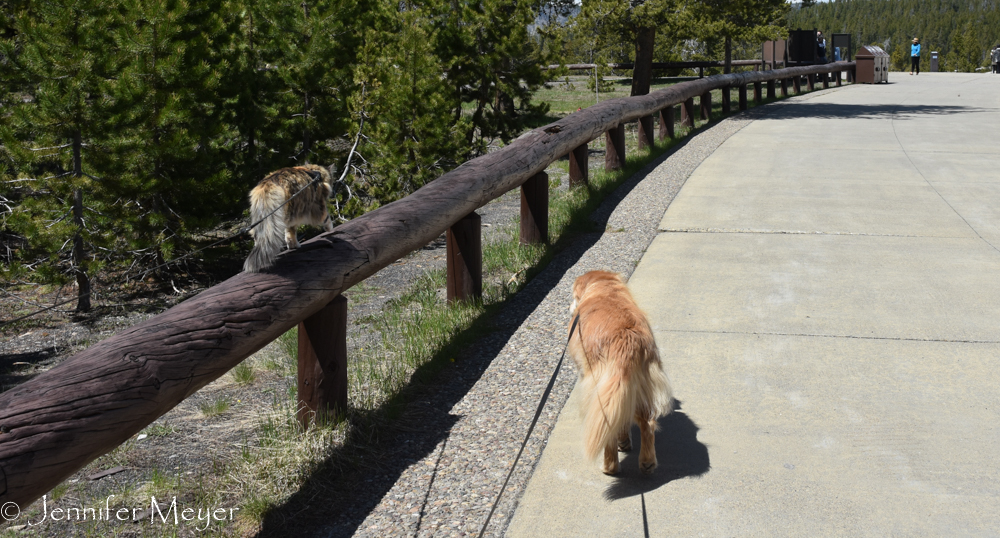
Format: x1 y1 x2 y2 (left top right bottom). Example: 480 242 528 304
725 35 732 74
631 27 656 97
72 131 90 313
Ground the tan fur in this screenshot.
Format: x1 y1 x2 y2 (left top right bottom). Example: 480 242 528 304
243 164 335 273
568 270 673 475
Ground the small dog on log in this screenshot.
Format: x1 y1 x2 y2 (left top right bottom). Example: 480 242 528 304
568 270 673 475
243 164 335 273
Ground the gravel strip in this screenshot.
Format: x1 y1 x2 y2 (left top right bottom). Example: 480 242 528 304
342 88 847 538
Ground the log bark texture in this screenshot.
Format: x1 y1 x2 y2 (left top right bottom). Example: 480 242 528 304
0 61 855 506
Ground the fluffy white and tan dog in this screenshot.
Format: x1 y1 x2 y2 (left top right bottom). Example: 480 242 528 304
568 270 673 475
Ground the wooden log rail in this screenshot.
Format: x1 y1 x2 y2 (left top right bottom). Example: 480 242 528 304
546 60 767 71
0 61 855 506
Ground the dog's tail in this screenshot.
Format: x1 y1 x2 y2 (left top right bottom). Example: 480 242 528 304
582 333 673 461
243 182 287 273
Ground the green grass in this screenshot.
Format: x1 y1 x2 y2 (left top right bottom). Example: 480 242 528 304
199 397 230 418
22 70 822 536
231 361 256 385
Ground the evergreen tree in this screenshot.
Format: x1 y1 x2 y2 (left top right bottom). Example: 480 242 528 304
701 0 788 74
351 1 471 211
0 0 115 311
100 0 235 267
434 0 551 154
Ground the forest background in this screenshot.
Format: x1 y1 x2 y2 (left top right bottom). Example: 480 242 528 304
1 0 997 313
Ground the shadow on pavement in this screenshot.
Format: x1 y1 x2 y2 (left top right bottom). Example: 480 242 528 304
766 102 986 121
603 401 711 501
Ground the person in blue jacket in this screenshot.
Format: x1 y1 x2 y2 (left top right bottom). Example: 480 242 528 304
910 38 921 75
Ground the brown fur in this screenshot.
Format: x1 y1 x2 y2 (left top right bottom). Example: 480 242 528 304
568 270 673 475
243 164 335 273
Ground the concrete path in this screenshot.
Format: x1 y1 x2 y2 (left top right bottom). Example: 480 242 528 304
508 73 1000 536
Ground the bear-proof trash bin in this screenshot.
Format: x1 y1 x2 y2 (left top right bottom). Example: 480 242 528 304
856 45 889 83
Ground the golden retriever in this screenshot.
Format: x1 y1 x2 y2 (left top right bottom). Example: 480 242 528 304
569 270 673 475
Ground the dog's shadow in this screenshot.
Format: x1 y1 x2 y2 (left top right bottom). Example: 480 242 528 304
603 400 711 501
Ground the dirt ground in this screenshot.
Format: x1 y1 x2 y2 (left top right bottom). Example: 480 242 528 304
0 161 585 536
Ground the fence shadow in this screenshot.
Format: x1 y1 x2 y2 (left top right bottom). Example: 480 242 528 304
254 117 713 537
603 401 711 501
766 102 986 121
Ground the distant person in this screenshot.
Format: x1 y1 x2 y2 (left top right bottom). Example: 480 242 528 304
817 31 828 63
910 38 921 75
992 45 1000 74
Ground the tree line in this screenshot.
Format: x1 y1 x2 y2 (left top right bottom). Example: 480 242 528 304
0 0 787 312
788 0 1000 72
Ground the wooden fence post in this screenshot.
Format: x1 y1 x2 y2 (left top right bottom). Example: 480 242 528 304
520 172 548 245
568 143 588 187
793 75 802 94
699 91 712 121
681 97 695 127
822 72 829 89
638 115 655 150
447 212 482 303
738 84 748 111
604 123 625 171
721 86 731 114
780 78 789 97
766 79 776 99
297 295 348 429
835 71 842 87
807 73 815 91
753 81 762 103
658 107 674 141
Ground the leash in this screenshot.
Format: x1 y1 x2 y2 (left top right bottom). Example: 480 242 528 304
477 314 580 538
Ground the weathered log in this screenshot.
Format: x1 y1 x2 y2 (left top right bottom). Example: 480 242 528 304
547 60 765 71
447 212 482 303
568 143 588 187
520 172 548 245
0 61 855 506
604 124 625 171
658 107 674 141
637 116 654 150
681 98 695 127
297 296 348 428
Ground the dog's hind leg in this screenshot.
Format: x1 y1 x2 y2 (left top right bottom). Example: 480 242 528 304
602 444 621 475
617 428 632 452
636 413 658 474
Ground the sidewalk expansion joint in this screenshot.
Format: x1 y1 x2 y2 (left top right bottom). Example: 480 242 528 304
658 228 929 238
658 328 1000 345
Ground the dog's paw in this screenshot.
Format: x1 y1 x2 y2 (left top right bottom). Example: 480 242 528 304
602 461 621 475
639 459 657 475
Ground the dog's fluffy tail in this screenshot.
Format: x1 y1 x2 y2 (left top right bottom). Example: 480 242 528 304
243 182 286 273
582 335 673 461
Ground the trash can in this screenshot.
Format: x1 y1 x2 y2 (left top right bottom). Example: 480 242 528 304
930 51 939 72
856 45 889 84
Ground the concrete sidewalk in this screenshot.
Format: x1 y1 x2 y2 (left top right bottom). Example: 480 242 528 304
508 74 1000 536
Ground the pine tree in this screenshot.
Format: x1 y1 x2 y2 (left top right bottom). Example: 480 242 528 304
351 1 471 210
577 0 693 96
100 0 236 268
0 0 115 311
701 0 788 74
434 0 551 154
